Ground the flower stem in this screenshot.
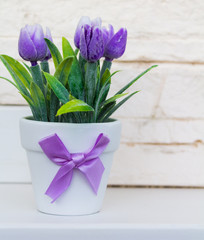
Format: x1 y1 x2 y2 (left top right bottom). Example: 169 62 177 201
30 64 45 96
40 61 50 87
85 61 98 107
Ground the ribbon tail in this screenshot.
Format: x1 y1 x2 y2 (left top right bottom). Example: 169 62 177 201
78 157 105 194
45 163 74 203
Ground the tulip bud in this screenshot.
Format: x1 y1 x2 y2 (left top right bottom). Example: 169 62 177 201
103 26 127 61
74 16 102 50
79 24 104 62
18 24 47 65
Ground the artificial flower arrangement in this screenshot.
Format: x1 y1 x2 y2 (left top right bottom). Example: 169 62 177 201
0 17 157 215
0 17 156 123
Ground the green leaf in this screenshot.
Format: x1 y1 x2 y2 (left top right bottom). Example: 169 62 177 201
54 56 74 86
56 99 94 116
62 37 75 58
101 91 140 122
94 83 110 122
49 90 59 122
40 61 50 73
96 68 113 105
62 37 84 100
50 56 74 122
75 48 79 56
97 101 116 122
0 55 32 88
0 76 17 88
116 65 157 94
20 92 40 120
43 72 69 104
101 68 111 86
102 93 128 106
69 94 76 100
44 38 62 69
20 92 34 106
100 59 112 80
0 55 31 97
95 65 101 99
23 62 32 73
98 70 121 104
79 54 86 82
30 82 47 121
104 70 121 84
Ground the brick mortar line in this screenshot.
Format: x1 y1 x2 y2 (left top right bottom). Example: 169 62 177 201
116 59 204 65
1 183 203 188
108 184 204 189
121 141 203 146
115 116 204 121
2 57 204 65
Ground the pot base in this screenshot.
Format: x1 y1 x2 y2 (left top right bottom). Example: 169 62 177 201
37 209 100 216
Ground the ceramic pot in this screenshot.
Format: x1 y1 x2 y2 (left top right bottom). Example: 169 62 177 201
20 117 121 215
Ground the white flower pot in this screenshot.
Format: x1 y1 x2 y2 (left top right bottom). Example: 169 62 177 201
19 117 121 216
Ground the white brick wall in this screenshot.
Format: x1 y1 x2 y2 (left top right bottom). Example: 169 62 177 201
0 0 203 186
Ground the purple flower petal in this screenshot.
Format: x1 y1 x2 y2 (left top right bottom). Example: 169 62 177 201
88 27 104 62
79 27 88 60
84 24 92 47
102 24 114 47
44 27 53 60
108 24 114 40
91 17 102 27
32 24 47 61
74 16 91 49
102 27 109 46
104 28 127 61
18 27 37 61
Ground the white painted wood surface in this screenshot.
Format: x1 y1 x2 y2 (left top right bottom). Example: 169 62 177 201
0 0 204 186
0 184 203 240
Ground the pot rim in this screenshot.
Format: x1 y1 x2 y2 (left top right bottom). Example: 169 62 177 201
20 116 120 127
20 116 121 153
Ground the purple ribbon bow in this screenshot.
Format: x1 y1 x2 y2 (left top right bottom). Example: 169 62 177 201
39 133 110 203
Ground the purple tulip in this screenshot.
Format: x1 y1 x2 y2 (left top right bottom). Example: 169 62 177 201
103 26 127 61
18 24 47 65
43 27 53 61
74 16 102 49
79 24 104 62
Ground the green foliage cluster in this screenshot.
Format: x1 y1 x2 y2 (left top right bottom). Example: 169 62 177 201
0 37 157 123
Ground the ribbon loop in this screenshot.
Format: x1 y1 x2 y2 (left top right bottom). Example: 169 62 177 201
39 133 110 203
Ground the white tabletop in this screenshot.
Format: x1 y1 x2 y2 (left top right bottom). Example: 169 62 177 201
0 184 203 240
